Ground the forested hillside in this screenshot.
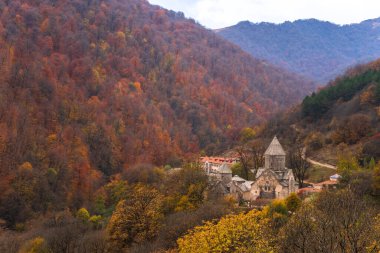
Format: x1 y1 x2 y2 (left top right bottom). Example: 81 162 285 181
217 18 380 83
262 59 380 164
0 0 313 227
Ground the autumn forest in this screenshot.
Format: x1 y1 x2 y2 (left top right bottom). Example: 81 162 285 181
1 0 380 252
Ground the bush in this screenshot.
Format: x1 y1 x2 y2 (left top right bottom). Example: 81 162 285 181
19 237 48 253
285 193 301 213
76 208 90 222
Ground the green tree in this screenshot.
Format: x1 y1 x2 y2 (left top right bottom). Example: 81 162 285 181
262 199 289 228
285 193 301 213
163 164 208 213
337 154 360 185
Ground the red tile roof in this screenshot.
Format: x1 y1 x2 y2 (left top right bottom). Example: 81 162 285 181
314 180 338 186
297 187 321 194
200 156 239 165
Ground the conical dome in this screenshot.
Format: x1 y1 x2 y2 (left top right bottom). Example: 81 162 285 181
264 136 286 156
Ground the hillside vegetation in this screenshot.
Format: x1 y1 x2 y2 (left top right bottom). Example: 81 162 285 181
217 18 380 83
262 59 380 163
0 0 314 228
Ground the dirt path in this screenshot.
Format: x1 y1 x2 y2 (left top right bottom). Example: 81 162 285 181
306 157 337 170
299 145 337 170
291 124 338 170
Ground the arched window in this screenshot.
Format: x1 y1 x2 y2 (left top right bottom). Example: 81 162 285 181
264 181 270 191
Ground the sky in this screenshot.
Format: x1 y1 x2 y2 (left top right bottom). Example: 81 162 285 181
148 0 380 29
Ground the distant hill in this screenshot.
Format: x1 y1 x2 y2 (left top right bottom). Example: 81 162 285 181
217 18 380 84
261 59 380 164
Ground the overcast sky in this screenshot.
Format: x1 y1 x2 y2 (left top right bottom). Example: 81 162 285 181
148 0 380 29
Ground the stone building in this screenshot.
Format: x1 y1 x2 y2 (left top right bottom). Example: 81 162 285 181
202 136 298 201
250 136 298 200
201 156 239 175
228 175 254 202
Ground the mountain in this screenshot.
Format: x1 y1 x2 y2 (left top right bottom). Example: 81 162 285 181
216 18 380 84
261 59 380 164
0 0 313 223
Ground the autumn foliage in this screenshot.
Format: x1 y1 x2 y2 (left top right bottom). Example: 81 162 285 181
0 0 311 226
177 210 277 253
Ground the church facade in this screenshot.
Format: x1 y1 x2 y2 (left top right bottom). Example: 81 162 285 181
249 136 298 200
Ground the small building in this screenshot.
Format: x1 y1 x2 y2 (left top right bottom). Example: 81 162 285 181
228 175 254 202
217 164 233 185
201 156 239 175
329 174 341 182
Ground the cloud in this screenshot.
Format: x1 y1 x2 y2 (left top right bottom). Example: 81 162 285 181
148 0 380 29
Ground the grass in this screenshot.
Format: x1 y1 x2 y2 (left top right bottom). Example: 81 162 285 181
305 165 336 183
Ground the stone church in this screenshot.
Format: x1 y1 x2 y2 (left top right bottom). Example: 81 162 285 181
249 136 298 199
203 136 298 201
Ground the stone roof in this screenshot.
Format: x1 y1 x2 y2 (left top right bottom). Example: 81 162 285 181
230 180 253 192
264 136 286 156
232 175 246 182
218 163 232 174
209 180 230 194
254 168 297 187
244 181 254 189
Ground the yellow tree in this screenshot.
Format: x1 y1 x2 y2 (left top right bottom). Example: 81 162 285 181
177 210 277 253
106 184 163 251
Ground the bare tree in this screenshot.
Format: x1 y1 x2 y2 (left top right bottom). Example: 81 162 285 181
250 140 265 177
235 140 265 180
288 146 310 188
280 190 378 253
235 145 252 180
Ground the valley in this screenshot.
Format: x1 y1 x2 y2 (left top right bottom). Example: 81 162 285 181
0 0 380 252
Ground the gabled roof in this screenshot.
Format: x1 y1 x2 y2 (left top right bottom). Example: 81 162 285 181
255 168 280 181
231 180 253 192
244 181 254 189
255 168 294 182
264 136 286 156
209 180 230 194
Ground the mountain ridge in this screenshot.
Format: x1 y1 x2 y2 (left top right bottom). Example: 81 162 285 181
216 17 380 84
